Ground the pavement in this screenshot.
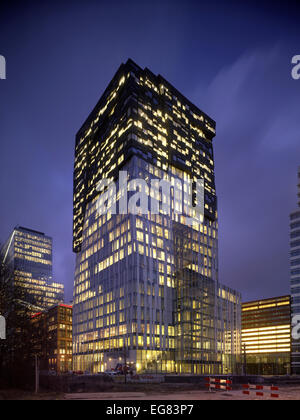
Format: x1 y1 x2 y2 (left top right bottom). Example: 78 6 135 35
64 387 300 400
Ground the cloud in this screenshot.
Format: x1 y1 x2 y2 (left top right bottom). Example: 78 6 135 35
192 45 300 300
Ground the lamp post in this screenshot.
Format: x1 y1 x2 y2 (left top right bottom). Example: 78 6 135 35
242 343 247 376
122 338 129 384
124 346 127 384
35 355 39 394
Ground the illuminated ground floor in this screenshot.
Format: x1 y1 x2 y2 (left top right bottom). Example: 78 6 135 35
73 349 239 375
245 353 291 376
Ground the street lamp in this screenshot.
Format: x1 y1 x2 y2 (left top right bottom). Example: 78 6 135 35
35 355 39 394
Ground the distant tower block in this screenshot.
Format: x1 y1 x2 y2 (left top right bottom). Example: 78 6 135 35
290 167 300 374
298 166 300 207
0 226 64 310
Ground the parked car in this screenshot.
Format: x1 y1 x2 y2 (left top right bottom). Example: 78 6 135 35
84 370 93 375
105 370 118 376
47 370 57 376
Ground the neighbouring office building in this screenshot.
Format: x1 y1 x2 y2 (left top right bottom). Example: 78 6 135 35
242 296 291 375
31 304 73 373
290 166 300 374
72 59 241 375
1 226 64 310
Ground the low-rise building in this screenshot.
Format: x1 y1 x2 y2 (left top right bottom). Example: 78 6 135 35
31 303 72 373
242 295 291 375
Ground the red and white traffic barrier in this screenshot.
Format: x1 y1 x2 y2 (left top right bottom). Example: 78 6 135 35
242 384 279 398
205 377 232 392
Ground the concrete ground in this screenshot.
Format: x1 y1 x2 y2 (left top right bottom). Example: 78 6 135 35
64 387 300 400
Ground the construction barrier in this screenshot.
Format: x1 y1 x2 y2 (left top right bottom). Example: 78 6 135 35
205 377 232 392
242 384 279 398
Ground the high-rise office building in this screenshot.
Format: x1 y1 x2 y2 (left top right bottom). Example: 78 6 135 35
242 296 291 375
72 59 241 375
290 167 300 374
1 226 64 310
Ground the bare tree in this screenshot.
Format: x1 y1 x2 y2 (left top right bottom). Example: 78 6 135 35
0 261 34 389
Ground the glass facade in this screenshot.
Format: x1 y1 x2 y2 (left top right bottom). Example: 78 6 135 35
242 296 291 375
72 59 241 375
1 226 64 310
290 167 300 374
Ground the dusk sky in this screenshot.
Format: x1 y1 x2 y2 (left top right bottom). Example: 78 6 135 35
0 0 299 303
